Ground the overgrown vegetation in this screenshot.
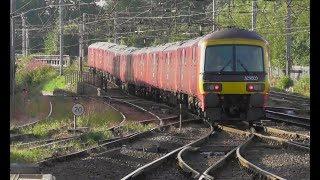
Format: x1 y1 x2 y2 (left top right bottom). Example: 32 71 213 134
11 121 155 163
271 75 309 97
10 148 51 163
274 76 294 89
77 109 122 128
42 76 66 92
80 131 113 142
20 118 69 137
15 60 58 93
293 76 310 96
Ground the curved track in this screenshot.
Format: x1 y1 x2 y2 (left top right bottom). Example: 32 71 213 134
237 133 309 179
40 119 212 179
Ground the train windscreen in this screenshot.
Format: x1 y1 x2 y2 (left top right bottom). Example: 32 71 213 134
205 45 264 73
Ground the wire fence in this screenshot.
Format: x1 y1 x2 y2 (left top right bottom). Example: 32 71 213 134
269 65 309 80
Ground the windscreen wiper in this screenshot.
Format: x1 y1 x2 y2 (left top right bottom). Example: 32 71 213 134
237 58 249 74
219 59 232 74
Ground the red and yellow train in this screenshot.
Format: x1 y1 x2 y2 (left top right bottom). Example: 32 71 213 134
88 28 270 122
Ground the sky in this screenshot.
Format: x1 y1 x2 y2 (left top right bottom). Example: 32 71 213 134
95 0 106 7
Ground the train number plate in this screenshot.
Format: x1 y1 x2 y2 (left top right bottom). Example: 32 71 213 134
244 76 258 81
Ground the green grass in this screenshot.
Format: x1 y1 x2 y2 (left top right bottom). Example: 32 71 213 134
50 96 75 119
10 125 19 134
11 121 155 163
271 77 310 97
18 98 123 138
80 131 113 142
77 110 123 128
42 76 66 92
10 147 51 163
11 95 50 122
292 76 310 97
20 118 69 137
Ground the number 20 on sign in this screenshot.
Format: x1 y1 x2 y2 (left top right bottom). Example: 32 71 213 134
72 103 85 116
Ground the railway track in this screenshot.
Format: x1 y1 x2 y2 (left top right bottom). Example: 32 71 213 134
137 121 310 180
10 174 56 180
10 122 75 144
177 124 251 179
40 119 212 179
269 90 310 104
254 124 310 147
11 94 180 163
237 133 309 179
265 105 310 119
10 98 127 149
265 110 310 128
11 83 311 179
12 101 53 129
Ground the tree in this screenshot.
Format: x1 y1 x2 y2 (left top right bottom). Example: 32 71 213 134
44 26 59 55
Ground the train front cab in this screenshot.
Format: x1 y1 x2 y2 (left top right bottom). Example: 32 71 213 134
199 39 270 122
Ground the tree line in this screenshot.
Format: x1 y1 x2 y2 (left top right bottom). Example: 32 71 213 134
15 0 309 69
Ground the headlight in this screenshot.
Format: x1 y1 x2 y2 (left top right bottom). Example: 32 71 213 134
203 83 222 92
246 83 265 92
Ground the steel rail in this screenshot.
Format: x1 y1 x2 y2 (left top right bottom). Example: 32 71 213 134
266 110 310 128
10 174 56 180
236 134 285 180
121 119 213 180
37 119 200 166
177 124 251 180
265 106 300 112
46 101 53 119
253 133 310 151
237 133 309 180
253 124 310 140
266 110 309 121
106 96 164 125
178 146 202 178
269 91 310 101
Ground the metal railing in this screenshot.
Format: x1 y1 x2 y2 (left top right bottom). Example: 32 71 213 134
32 55 70 67
64 71 108 91
16 54 71 67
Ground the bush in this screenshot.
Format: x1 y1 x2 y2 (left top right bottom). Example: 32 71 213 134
80 131 112 142
293 76 310 96
276 76 294 89
15 62 58 91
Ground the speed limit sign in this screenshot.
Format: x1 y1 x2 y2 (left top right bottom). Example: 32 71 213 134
72 103 85 116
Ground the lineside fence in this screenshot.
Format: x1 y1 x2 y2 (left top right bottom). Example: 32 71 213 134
64 71 108 92
269 66 309 80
